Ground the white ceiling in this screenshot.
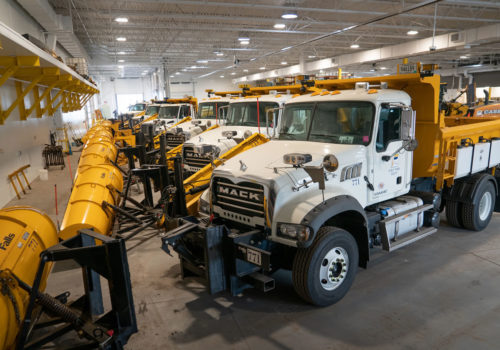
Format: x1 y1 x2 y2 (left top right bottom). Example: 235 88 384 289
46 0 500 80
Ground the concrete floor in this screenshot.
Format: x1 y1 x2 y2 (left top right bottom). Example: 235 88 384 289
5 151 500 350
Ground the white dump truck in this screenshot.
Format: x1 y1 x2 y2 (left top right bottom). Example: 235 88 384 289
163 97 230 149
182 93 291 173
163 64 500 306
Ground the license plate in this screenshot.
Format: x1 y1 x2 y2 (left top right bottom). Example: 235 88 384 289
246 248 262 266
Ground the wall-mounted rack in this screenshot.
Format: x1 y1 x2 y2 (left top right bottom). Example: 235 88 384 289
0 21 99 124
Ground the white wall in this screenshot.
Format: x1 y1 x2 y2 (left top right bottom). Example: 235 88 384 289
167 77 238 100
0 2 91 208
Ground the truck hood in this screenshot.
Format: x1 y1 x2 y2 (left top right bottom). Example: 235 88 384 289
184 125 265 154
213 140 366 186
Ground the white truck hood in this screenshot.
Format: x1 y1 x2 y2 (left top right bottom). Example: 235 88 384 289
213 140 365 185
184 125 267 154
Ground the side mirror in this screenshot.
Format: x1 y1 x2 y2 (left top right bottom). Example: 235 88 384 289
266 107 282 138
400 108 415 141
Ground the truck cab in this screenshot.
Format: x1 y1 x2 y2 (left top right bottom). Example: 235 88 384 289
163 97 230 149
182 93 290 173
141 102 196 137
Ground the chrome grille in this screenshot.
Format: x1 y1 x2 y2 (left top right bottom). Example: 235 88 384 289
212 177 265 223
166 133 186 148
183 145 212 169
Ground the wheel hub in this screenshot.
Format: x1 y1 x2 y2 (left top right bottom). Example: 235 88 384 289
478 191 492 221
319 247 349 291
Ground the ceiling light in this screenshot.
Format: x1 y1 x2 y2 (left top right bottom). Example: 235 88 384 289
370 69 375 72
220 75 225 78
471 64 482 67
308 55 316 58
115 17 128 23
260 66 266 70
169 75 174 78
350 44 359 49
281 10 298 19
380 66 387 70
143 70 148 73
118 65 124 68
243 69 248 72
231 72 236 75
460 55 468 59
274 23 286 29
238 36 250 41
116 37 127 42
240 40 250 45
216 52 224 56
175 72 180 75
118 59 125 63
281 61 287 65
197 60 208 63
117 51 126 55
407 30 419 35
141 73 146 75
281 46 292 51
190 65 197 69
182 68 187 72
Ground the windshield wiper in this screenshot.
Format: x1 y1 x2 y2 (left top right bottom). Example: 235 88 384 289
310 133 339 140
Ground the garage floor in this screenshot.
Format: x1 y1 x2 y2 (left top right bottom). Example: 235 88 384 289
6 152 500 350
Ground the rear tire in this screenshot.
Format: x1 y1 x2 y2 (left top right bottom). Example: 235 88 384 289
446 200 463 227
292 227 358 306
462 181 495 231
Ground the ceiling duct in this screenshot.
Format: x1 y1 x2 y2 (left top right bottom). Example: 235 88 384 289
17 0 89 59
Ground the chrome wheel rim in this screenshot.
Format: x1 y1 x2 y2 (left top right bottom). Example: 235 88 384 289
479 191 493 221
319 247 349 291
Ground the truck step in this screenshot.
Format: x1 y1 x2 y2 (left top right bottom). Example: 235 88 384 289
382 226 437 252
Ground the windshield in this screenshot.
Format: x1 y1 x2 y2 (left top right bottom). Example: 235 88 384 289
198 102 229 119
145 105 159 116
279 101 374 145
158 106 180 119
226 102 279 127
129 103 145 112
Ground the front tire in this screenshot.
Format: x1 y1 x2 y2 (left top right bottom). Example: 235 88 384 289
292 227 359 306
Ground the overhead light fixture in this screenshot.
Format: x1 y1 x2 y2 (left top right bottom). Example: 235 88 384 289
243 69 248 72
182 68 187 72
231 72 236 75
380 66 387 70
117 51 126 55
175 72 180 75
460 55 468 59
118 59 125 63
169 75 174 78
238 36 250 41
369 69 375 72
350 44 359 49
259 66 266 70
190 65 197 69
407 30 419 35
281 46 292 51
141 73 146 75
470 64 482 67
274 23 286 29
142 70 148 73
281 10 298 19
308 55 316 58
281 61 287 65
220 75 225 78
118 65 124 68
116 37 127 42
216 52 224 56
197 60 208 63
240 40 250 45
115 17 128 23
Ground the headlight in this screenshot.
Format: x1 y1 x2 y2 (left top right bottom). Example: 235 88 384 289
278 223 312 241
243 130 253 139
283 153 312 167
222 130 237 138
199 195 210 214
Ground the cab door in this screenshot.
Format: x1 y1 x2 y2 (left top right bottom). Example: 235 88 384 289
368 104 413 204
